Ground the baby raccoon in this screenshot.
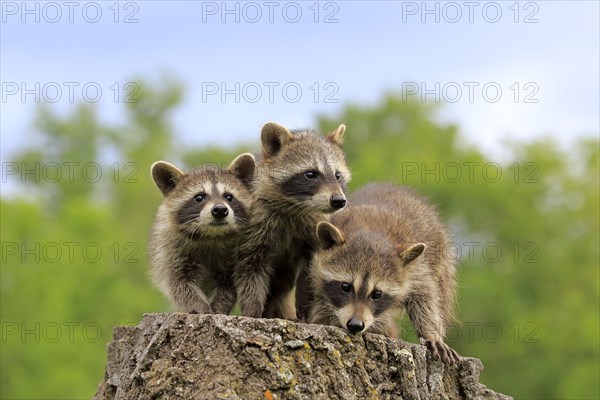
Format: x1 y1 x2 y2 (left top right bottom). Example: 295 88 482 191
235 121 350 320
149 153 255 314
309 182 459 364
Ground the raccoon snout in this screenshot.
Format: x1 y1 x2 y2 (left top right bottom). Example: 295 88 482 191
346 318 365 333
330 195 347 209
211 204 229 219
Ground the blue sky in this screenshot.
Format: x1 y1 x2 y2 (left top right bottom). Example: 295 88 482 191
1 1 599 164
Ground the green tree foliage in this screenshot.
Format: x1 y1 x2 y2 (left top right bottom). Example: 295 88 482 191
1 81 597 399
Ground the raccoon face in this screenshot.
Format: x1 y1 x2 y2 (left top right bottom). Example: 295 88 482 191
313 221 426 334
151 153 255 238
260 122 351 213
174 181 248 236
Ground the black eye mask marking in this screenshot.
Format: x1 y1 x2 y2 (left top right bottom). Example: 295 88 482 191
280 171 322 198
323 280 353 309
371 292 394 316
227 194 248 223
177 194 209 224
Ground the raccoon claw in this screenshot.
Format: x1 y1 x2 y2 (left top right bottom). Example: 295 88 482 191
419 338 459 365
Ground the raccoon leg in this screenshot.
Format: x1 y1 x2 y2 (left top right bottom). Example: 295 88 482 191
207 268 236 315
168 278 212 314
210 286 236 315
280 290 297 320
405 292 459 365
236 271 270 318
210 291 235 314
235 243 273 317
294 256 313 322
264 289 297 320
235 217 286 318
262 253 302 320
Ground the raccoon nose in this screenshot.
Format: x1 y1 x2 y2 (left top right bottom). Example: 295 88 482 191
211 204 229 219
330 195 347 209
346 318 365 333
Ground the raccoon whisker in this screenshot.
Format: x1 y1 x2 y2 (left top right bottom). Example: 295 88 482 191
183 221 198 238
186 228 195 241
291 205 312 222
235 216 248 224
286 202 306 216
298 203 314 218
300 205 319 220
182 216 202 225
280 202 303 218
188 224 203 240
289 201 313 219
286 198 311 213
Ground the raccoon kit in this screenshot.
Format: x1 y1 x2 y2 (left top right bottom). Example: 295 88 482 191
310 182 459 364
234 121 351 320
149 153 255 314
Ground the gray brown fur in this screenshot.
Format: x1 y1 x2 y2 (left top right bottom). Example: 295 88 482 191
148 154 255 314
309 182 459 364
234 122 350 319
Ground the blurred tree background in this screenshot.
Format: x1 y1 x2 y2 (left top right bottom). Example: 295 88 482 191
1 78 598 399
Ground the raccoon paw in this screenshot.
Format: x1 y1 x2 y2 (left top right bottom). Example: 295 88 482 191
186 304 213 315
419 337 460 365
239 304 264 319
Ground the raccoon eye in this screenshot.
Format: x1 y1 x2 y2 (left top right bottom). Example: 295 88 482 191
340 282 352 293
304 170 318 180
194 194 205 202
335 172 341 181
371 290 382 300
224 194 234 202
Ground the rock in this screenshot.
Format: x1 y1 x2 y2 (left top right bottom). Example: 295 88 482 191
93 313 511 400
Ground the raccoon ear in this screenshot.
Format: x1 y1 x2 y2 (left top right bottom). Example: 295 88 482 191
316 221 345 250
151 161 184 197
261 122 293 158
397 243 427 267
327 124 346 145
228 153 256 185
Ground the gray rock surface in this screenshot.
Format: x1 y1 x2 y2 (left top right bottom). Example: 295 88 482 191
93 313 511 400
